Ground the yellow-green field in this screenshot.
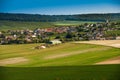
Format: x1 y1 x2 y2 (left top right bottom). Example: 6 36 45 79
0 42 120 80
0 20 96 31
53 21 96 26
0 43 120 67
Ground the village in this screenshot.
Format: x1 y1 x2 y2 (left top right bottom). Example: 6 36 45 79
0 21 120 45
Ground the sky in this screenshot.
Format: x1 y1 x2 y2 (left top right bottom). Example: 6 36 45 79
0 0 120 15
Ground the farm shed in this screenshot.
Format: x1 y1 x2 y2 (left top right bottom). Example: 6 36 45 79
116 36 120 40
48 39 62 44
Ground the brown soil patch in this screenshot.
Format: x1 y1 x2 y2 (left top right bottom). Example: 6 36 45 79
75 40 120 48
96 56 120 65
0 57 28 66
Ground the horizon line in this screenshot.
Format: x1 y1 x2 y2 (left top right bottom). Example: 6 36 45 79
0 12 120 15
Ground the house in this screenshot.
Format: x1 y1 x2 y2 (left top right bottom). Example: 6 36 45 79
0 32 2 34
0 40 6 44
116 36 120 40
32 35 36 38
5 36 14 40
46 28 54 32
99 38 106 40
0 39 8 44
25 38 32 43
48 39 62 44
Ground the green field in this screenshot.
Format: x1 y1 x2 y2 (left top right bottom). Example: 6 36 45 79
0 20 97 31
0 64 120 80
0 43 120 67
0 21 54 31
53 21 96 26
0 43 120 80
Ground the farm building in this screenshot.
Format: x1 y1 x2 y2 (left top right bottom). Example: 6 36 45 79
48 39 62 44
116 36 120 40
0 32 2 34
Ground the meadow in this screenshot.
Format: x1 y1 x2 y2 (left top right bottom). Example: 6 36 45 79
52 21 96 26
0 64 120 80
0 43 120 67
0 20 96 31
0 42 120 80
0 21 54 31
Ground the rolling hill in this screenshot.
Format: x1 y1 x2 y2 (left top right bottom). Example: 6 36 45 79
0 42 120 67
0 42 120 80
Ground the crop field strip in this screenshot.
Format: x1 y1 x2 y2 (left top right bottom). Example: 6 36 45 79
0 20 97 31
0 43 120 67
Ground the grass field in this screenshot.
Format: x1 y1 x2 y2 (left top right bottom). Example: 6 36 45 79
53 21 96 26
0 43 120 67
0 64 120 80
0 21 54 31
0 20 97 31
0 42 120 80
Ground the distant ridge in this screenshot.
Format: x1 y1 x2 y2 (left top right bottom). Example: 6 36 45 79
0 13 120 22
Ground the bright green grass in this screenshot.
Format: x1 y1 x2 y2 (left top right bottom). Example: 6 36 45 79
0 43 120 67
0 21 54 31
53 21 96 26
0 21 97 31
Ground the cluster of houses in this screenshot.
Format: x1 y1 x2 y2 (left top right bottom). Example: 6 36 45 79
0 22 120 45
78 22 120 40
0 26 75 44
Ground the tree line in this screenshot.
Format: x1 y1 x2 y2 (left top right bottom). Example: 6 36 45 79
0 13 120 22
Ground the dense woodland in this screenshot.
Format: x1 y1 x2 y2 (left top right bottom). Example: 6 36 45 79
0 13 120 22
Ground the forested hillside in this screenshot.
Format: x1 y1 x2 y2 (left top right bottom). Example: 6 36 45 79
0 13 120 22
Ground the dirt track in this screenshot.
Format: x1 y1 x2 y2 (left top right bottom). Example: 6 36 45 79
0 57 28 66
75 40 120 48
96 56 120 64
